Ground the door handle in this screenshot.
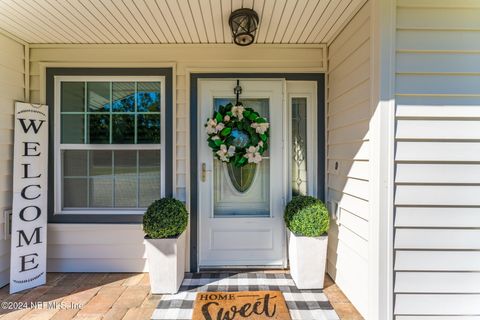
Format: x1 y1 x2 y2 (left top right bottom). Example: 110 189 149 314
201 162 208 182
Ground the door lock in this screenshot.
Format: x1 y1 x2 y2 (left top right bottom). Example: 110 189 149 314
201 162 207 182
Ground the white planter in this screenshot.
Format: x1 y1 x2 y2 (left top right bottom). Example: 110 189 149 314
288 231 328 289
145 231 186 294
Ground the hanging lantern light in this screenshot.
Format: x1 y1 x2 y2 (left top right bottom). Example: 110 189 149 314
229 8 259 46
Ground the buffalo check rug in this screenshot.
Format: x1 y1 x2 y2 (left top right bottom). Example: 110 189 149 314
151 272 340 320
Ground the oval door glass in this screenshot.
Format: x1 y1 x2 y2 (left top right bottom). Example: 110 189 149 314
213 98 270 217
227 163 256 193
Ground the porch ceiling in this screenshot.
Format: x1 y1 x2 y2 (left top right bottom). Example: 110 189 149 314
0 0 365 44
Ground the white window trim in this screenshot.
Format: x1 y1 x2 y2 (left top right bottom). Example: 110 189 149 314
54 75 166 215
286 81 318 200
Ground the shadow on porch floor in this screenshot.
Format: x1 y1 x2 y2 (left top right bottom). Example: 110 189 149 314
0 272 362 320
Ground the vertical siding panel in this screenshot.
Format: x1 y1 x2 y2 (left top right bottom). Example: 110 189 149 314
326 1 370 317
394 0 480 317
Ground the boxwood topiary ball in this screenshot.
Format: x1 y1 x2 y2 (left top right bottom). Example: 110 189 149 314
143 198 188 239
284 195 330 237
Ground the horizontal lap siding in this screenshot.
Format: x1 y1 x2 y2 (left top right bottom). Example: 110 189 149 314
46 224 147 272
394 0 480 317
28 45 325 272
0 33 25 287
326 2 370 317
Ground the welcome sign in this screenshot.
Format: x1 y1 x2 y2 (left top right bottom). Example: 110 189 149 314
10 102 48 293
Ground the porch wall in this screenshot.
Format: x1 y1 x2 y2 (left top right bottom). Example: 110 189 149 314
0 33 26 286
326 1 371 317
394 0 480 318
27 45 325 272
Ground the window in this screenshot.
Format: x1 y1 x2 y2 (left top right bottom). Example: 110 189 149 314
54 76 165 214
291 97 308 196
287 81 318 199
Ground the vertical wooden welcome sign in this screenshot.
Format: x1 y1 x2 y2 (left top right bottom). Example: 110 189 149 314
10 102 48 293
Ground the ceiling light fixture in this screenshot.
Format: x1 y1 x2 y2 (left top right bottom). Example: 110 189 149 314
229 8 259 46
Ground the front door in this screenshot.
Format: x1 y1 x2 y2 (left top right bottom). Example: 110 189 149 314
198 79 286 267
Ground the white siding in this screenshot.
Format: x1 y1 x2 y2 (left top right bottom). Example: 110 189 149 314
46 224 147 272
326 1 370 317
28 45 325 272
394 0 480 318
0 33 25 287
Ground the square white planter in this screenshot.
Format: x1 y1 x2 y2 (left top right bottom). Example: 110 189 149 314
145 231 186 294
288 231 328 289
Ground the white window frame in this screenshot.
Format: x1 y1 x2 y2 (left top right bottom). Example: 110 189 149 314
286 81 318 200
54 75 166 215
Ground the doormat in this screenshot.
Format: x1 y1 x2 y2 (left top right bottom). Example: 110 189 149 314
152 272 339 320
192 291 292 320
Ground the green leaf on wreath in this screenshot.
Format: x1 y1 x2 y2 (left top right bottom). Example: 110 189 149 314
214 139 223 146
250 135 259 145
256 117 267 123
243 110 251 118
208 141 218 149
260 133 267 141
238 157 247 165
220 127 231 136
247 112 258 121
215 112 223 123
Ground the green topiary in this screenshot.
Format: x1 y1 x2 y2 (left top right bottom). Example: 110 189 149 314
143 198 188 239
284 195 330 237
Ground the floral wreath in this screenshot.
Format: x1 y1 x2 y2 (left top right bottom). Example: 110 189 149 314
205 102 270 167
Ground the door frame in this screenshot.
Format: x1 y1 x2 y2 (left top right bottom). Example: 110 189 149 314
189 73 325 272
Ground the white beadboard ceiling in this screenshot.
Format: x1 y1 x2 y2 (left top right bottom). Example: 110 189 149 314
0 0 366 44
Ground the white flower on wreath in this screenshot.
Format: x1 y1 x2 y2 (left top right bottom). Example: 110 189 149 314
206 119 225 135
244 145 263 164
231 105 244 120
216 144 236 162
251 121 269 134
224 115 231 122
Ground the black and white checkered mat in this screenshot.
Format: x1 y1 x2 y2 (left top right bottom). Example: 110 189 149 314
151 272 339 320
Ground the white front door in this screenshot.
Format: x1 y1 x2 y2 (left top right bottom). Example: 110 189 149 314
198 79 286 267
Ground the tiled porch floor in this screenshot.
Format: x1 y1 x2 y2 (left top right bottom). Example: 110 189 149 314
0 273 362 320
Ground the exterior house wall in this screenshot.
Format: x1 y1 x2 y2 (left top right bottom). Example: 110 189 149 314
27 45 326 272
326 1 371 317
394 0 480 318
0 33 26 286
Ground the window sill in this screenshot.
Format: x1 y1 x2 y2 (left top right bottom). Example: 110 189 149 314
58 209 146 215
50 211 144 224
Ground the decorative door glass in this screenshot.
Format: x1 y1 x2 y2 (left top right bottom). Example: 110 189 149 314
291 97 308 196
213 98 270 217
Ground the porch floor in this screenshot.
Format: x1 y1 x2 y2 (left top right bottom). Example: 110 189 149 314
0 272 362 320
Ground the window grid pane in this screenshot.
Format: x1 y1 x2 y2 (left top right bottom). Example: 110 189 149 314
60 81 161 145
62 149 161 209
